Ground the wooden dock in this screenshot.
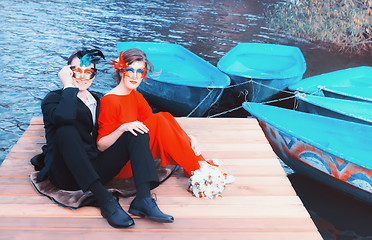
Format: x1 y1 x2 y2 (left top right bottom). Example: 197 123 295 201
0 117 322 240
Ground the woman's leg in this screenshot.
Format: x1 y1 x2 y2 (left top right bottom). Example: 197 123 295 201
145 112 204 176
94 132 159 189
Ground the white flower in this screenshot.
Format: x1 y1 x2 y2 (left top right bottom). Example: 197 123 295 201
188 165 226 199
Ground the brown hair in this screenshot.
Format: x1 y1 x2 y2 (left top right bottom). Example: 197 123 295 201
114 48 155 84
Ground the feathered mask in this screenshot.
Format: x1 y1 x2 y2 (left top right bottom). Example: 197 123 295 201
79 49 105 67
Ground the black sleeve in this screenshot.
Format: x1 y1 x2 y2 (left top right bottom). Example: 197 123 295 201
41 88 79 125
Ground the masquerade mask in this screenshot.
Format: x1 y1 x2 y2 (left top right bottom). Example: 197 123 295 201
124 67 148 79
68 49 104 80
110 51 148 78
70 66 97 80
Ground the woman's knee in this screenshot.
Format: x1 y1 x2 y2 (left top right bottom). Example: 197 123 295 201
155 112 172 120
126 132 150 145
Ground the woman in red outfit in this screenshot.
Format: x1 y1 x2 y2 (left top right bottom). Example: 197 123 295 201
97 49 234 187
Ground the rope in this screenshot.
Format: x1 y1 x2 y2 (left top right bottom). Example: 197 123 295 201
207 95 296 118
224 79 252 89
188 76 313 118
258 95 296 105
249 80 295 95
207 105 243 118
224 79 295 95
186 88 215 117
293 93 299 110
205 79 302 118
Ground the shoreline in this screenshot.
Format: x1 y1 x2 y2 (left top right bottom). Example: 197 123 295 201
266 0 372 55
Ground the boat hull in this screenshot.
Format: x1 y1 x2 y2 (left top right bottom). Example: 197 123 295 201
138 79 224 116
243 102 372 205
218 43 306 103
289 66 372 95
321 86 372 103
229 75 302 102
295 94 372 126
260 120 372 204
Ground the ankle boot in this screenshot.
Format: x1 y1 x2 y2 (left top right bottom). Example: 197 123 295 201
100 199 135 228
129 197 174 223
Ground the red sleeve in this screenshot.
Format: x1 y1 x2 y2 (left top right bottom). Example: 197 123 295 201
97 95 121 143
135 91 153 122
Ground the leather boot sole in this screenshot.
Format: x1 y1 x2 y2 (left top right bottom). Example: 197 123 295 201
129 208 174 223
101 212 135 228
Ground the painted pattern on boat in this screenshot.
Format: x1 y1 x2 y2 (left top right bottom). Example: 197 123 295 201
259 120 372 195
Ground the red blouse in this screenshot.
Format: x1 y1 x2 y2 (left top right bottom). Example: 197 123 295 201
98 90 202 178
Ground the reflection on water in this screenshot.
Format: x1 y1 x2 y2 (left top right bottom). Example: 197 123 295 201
0 0 271 162
1 0 372 239
288 172 372 240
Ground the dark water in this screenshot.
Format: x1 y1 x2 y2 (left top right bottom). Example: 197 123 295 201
1 0 372 239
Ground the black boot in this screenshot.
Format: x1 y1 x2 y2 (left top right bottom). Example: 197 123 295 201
100 199 135 228
129 197 174 223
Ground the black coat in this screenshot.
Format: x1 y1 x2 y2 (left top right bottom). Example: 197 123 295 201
35 87 100 182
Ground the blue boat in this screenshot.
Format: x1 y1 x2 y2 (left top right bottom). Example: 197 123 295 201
295 93 372 126
117 42 230 117
217 43 306 102
243 102 372 205
289 66 372 95
320 86 372 103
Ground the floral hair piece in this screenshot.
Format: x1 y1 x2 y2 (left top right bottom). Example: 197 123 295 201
110 51 128 70
110 51 148 78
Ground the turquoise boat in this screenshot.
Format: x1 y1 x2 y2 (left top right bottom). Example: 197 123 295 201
320 86 372 103
217 43 306 102
117 42 230 117
289 66 372 95
295 93 372 126
243 102 372 205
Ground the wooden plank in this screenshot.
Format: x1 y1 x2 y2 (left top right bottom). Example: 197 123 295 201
0 166 34 175
19 130 44 137
4 151 41 159
0 175 292 187
1 158 280 167
17 136 46 144
201 150 277 159
0 195 303 206
0 117 322 240
0 159 33 167
0 216 319 230
0 165 286 177
0 203 310 218
8 144 45 152
0 230 322 240
8 142 275 153
0 178 297 196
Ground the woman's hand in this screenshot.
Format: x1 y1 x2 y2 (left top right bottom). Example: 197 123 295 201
189 135 201 156
58 65 74 88
120 121 149 136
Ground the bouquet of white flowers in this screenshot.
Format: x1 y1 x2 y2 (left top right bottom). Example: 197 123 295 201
188 164 226 199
